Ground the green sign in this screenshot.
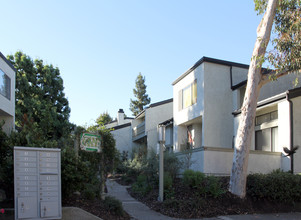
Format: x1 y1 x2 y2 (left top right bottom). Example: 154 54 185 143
80 133 101 152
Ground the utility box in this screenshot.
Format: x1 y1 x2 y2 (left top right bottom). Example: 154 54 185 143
14 147 61 220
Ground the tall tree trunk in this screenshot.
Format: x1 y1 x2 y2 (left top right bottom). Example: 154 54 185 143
229 0 279 198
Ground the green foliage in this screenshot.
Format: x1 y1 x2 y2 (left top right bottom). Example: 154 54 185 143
0 124 14 199
182 170 225 198
129 73 151 116
83 183 100 200
254 0 301 75
163 152 181 180
164 172 174 199
7 51 74 148
132 174 152 196
183 169 206 188
103 196 125 216
61 147 94 199
96 111 113 126
205 176 225 198
247 170 301 202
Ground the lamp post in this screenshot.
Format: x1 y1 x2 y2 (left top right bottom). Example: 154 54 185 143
158 125 165 202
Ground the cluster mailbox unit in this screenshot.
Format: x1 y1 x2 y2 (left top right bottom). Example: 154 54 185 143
14 147 61 220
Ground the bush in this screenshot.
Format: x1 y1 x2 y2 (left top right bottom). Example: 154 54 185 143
164 152 181 180
83 183 100 200
104 196 124 216
61 147 96 199
132 174 152 196
247 171 301 202
205 176 225 198
183 169 206 188
164 172 174 199
182 170 224 198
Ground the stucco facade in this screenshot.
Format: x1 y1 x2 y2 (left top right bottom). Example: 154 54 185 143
0 52 15 134
106 109 133 158
132 99 173 155
173 56 301 175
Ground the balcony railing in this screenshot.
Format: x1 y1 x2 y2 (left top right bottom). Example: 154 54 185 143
132 121 145 139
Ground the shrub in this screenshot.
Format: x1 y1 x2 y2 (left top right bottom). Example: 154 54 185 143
82 183 100 200
182 170 225 198
132 174 152 196
61 147 96 199
104 196 124 216
164 152 181 180
183 169 206 188
247 171 301 202
205 176 225 198
164 172 174 199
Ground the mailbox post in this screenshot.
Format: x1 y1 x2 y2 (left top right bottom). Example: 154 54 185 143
14 147 61 220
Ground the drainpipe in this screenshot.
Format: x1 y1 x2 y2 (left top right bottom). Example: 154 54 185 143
286 92 294 174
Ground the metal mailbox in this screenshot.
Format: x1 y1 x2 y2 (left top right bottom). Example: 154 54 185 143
14 147 61 220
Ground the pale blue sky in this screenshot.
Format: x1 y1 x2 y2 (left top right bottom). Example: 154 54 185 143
1 1 262 126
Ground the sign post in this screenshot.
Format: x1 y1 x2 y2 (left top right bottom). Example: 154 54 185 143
80 133 105 199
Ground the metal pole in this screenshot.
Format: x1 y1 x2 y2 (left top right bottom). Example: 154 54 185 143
159 141 164 202
158 125 165 202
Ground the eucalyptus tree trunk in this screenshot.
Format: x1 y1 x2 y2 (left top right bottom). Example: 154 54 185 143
229 0 279 198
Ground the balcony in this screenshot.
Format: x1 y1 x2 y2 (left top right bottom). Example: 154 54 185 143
132 121 146 141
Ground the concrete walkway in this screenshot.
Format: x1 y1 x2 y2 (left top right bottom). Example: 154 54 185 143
106 179 301 220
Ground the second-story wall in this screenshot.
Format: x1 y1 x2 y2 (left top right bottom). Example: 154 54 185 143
145 100 173 151
0 52 15 134
203 63 234 148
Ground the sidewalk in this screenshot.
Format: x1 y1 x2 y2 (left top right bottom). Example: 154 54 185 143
106 179 301 220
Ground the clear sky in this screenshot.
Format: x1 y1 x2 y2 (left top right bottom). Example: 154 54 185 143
1 0 262 126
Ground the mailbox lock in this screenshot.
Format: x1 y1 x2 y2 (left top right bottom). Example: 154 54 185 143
43 206 47 216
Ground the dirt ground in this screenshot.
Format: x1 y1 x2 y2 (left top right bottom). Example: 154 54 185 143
122 177 301 219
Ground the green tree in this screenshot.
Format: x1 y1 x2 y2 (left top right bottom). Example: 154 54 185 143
230 0 301 198
7 51 73 147
130 73 151 116
96 111 113 126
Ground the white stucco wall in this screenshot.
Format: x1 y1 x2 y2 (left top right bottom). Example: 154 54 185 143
202 63 234 148
111 125 133 156
145 101 173 152
0 56 15 134
231 66 248 86
259 73 301 102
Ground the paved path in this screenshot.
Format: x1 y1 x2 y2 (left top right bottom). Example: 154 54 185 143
106 179 301 220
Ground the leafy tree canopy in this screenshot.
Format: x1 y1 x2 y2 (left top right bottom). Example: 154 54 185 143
255 0 301 75
130 73 151 116
7 51 73 147
96 111 113 126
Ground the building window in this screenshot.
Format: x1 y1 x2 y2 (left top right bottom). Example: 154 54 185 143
255 111 278 126
255 127 278 151
179 80 197 110
0 69 11 100
255 111 278 151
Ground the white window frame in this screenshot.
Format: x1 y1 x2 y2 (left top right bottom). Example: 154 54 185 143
255 111 278 152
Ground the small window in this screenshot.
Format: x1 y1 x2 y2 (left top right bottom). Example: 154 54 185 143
179 80 197 110
255 111 278 126
0 69 11 100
